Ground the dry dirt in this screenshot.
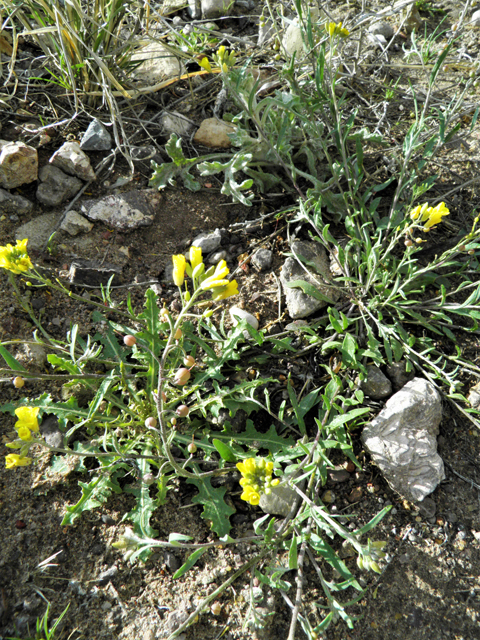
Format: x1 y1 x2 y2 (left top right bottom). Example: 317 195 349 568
1 2 480 640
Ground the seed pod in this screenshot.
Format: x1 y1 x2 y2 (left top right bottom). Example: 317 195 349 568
174 327 182 340
176 405 189 418
404 239 413 247
13 377 25 388
183 355 195 367
124 335 136 347
145 417 157 428
210 602 221 615
188 442 197 454
143 473 155 485
174 368 191 385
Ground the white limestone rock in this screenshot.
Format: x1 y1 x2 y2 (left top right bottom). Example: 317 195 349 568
0 141 38 189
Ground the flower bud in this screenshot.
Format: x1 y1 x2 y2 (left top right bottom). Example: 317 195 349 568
171 417 177 426
469 249 475 255
176 404 189 418
160 308 170 322
124 335 136 347
174 368 191 385
183 355 195 367
13 377 25 388
145 417 157 428
188 442 197 454
161 391 167 402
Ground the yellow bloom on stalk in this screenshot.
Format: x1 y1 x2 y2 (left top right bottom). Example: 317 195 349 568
0 238 33 274
236 457 280 505
325 21 350 38
211 279 239 301
190 246 203 270
409 202 450 231
15 407 40 433
172 254 186 287
201 259 230 290
5 453 32 469
17 425 34 441
198 56 212 73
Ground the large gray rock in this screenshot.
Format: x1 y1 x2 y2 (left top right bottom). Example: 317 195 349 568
0 141 38 188
201 0 233 18
15 213 60 250
36 165 83 206
361 378 445 502
80 118 112 151
280 240 338 319
191 229 224 253
50 141 96 181
80 189 161 231
0 188 33 214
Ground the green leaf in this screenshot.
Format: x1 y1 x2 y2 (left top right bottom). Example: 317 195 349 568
173 546 207 579
199 153 254 206
285 279 335 304
288 535 298 569
0 343 27 371
149 134 201 192
213 438 239 462
123 455 159 550
355 505 392 535
168 532 193 544
187 476 235 537
341 333 358 368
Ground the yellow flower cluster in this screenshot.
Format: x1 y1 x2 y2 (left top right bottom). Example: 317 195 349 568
4 407 40 470
236 457 279 505
172 246 238 301
198 45 236 74
409 202 450 231
0 238 33 274
325 21 350 38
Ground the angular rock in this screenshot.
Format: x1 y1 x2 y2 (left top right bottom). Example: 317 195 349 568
402 4 422 33
467 380 480 409
160 111 195 137
36 165 83 206
80 189 161 231
283 20 305 58
60 210 94 236
360 365 392 400
0 141 38 188
208 249 227 264
80 118 112 151
361 377 445 502
67 259 123 286
0 188 33 215
368 21 395 39
229 306 259 332
40 414 64 449
201 0 233 19
191 229 223 253
193 118 236 148
251 248 273 271
132 43 185 84
472 9 480 26
15 213 60 250
50 141 96 181
386 360 415 391
280 240 338 319
259 485 297 517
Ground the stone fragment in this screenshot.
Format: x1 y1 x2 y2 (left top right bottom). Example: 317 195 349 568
328 469 350 483
280 240 338 319
467 380 480 408
60 210 94 236
193 118 236 148
132 43 185 84
191 229 223 253
348 487 363 502
360 365 392 400
417 497 436 518
187 0 201 19
402 4 422 33
80 118 112 151
36 165 83 206
0 141 38 188
0 188 33 214
385 360 415 391
472 9 480 26
208 249 227 264
229 306 259 330
258 19 275 46
259 485 297 517
200 0 232 19
15 342 47 370
40 414 64 449
50 141 96 181
361 377 445 502
80 189 160 231
67 259 123 287
283 20 305 58
251 248 273 271
15 213 60 250
160 111 195 137
368 21 395 39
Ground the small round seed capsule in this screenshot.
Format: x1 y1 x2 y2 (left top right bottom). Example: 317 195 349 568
174 327 182 340
183 355 195 367
124 335 136 347
174 368 191 385
145 417 157 428
176 405 189 418
13 377 25 388
211 602 221 615
188 442 197 454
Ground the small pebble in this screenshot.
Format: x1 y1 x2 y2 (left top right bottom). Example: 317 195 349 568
348 487 363 502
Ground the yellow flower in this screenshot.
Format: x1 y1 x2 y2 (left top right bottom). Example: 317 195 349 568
189 246 203 270
15 407 39 433
211 279 239 300
236 457 279 505
409 202 450 231
17 426 33 441
198 57 212 73
5 453 32 469
325 21 350 38
0 238 33 274
201 260 230 290
172 254 186 287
